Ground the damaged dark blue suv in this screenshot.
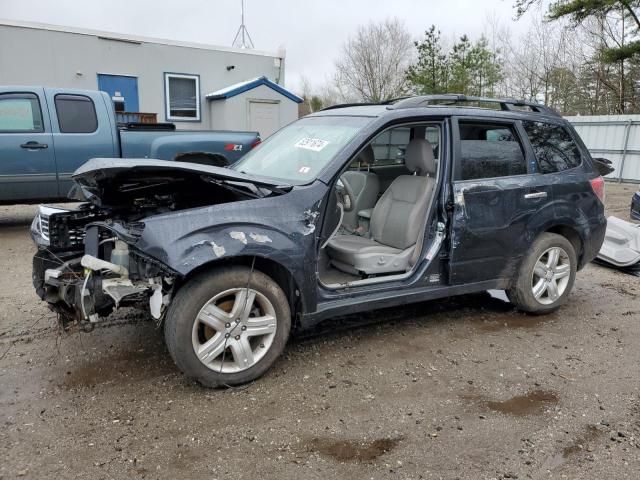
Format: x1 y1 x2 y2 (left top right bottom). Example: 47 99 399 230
31 95 607 387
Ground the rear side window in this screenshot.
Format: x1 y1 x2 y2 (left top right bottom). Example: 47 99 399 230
457 122 527 180
55 94 98 133
0 93 44 133
523 121 582 173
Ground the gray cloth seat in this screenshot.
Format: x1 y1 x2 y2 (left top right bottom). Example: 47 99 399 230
341 145 380 230
327 139 436 275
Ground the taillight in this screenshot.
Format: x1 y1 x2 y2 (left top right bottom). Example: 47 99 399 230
590 176 605 203
251 138 262 149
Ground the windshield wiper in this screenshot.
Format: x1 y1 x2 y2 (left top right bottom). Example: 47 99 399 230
207 178 263 198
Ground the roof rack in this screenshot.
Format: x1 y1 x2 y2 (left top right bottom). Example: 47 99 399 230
388 94 560 117
320 102 380 111
319 96 411 111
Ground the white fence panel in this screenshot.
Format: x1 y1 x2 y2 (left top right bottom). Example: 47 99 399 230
566 115 640 182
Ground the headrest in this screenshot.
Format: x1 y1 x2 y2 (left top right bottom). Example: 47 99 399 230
405 139 436 176
355 144 375 166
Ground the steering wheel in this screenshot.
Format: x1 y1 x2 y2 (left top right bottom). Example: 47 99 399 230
335 175 356 212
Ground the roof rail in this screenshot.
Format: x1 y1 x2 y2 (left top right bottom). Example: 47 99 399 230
319 96 412 111
320 102 380 111
389 94 560 117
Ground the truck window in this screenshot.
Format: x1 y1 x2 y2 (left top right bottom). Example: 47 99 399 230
522 121 582 173
54 94 98 133
0 93 44 133
457 122 526 180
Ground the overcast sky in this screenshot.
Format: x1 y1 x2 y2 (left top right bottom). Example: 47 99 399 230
0 0 535 92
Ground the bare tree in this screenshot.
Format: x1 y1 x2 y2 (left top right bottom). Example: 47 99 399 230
334 18 413 102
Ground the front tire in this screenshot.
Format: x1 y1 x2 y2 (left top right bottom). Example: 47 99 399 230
507 233 577 314
164 266 291 387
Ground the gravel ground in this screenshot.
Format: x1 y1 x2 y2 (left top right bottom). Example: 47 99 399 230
1 182 639 480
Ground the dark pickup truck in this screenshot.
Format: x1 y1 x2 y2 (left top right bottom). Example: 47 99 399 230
0 86 260 204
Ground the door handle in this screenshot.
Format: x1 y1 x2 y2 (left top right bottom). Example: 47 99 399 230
20 141 48 150
524 191 547 199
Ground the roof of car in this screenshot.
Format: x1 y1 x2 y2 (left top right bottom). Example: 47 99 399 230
309 94 564 122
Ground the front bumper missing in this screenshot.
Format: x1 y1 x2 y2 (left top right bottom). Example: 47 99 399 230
35 249 174 331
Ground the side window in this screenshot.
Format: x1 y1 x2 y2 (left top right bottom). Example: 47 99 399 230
371 127 411 166
0 93 44 133
523 121 581 173
351 124 441 169
54 94 98 133
458 122 526 180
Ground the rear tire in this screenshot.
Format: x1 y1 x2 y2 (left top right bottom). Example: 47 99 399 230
507 233 577 314
164 266 291 388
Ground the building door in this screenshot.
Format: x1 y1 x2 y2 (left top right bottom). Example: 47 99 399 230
97 74 139 112
248 100 279 138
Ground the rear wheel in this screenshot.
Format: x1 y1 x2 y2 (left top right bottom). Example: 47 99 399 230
507 233 577 314
164 267 291 387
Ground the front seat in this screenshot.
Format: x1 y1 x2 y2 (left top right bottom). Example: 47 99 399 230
327 139 437 275
340 145 380 231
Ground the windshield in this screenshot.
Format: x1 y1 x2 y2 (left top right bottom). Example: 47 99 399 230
231 116 371 183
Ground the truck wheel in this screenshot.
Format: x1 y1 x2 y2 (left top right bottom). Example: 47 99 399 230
507 233 577 314
174 153 229 167
164 266 291 388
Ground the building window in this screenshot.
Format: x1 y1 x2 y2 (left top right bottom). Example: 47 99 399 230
164 73 200 121
54 94 98 133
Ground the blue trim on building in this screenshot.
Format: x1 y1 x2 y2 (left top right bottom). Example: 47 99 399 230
206 76 303 103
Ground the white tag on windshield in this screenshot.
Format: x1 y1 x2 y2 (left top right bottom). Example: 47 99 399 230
295 137 329 152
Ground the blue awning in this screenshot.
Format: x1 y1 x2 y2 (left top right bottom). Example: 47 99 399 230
205 76 303 103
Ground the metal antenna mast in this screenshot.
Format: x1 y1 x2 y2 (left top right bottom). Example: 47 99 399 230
232 0 254 49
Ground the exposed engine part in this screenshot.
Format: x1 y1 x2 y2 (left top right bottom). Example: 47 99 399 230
81 255 128 277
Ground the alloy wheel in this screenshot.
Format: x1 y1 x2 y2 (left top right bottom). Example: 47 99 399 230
531 246 571 305
191 288 277 373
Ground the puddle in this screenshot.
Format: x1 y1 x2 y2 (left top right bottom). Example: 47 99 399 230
62 348 176 389
562 424 604 457
541 425 604 470
305 437 401 462
463 390 559 416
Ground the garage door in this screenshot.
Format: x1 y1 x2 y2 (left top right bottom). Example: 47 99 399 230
248 101 279 139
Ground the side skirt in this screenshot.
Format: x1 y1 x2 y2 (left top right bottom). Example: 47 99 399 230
300 278 509 328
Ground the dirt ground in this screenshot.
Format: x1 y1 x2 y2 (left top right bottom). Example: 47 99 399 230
1 182 639 480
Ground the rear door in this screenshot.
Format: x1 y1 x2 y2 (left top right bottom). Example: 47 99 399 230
44 90 117 197
448 117 553 284
0 89 58 202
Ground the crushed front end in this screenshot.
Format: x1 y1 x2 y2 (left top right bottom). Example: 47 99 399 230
31 204 177 330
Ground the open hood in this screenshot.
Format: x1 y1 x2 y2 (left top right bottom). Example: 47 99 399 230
73 158 290 189
70 158 291 207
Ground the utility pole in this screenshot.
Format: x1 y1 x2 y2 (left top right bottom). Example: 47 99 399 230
232 0 255 49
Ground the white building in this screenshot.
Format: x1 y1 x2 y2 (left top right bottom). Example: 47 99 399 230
0 19 302 135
